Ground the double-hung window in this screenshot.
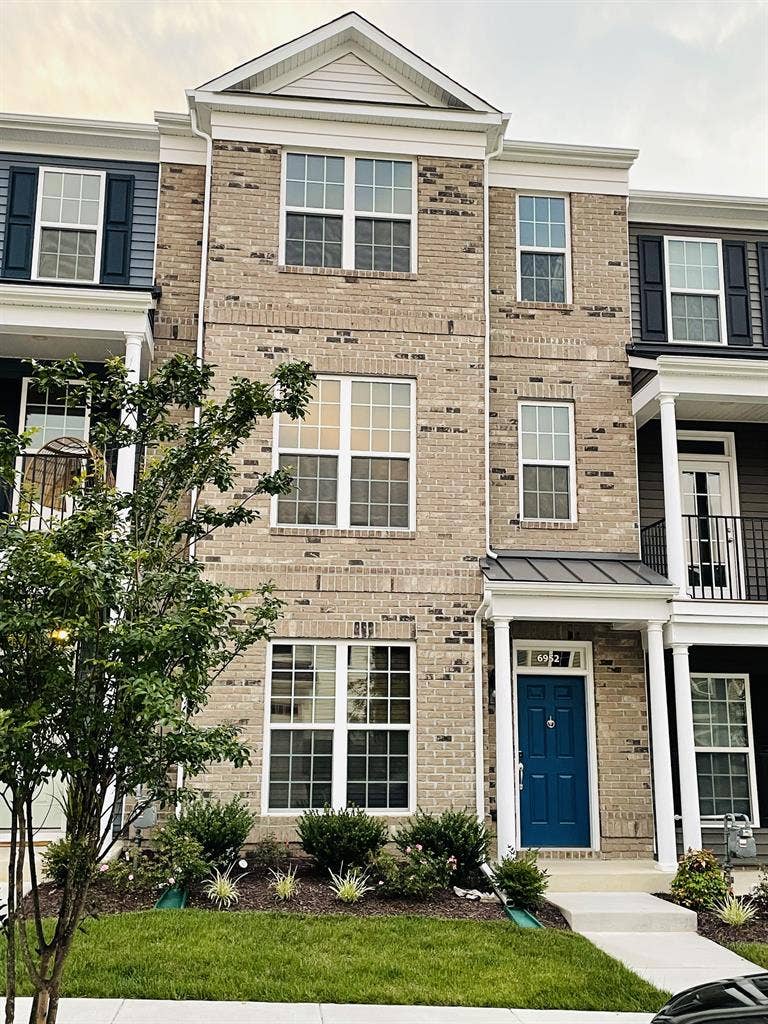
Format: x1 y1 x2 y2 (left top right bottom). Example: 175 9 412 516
517 195 570 303
34 168 105 283
692 674 758 823
266 641 414 812
665 237 725 344
519 401 576 522
282 153 415 272
275 376 414 530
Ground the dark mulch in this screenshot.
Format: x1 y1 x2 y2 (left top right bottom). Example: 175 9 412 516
656 891 768 946
26 858 568 929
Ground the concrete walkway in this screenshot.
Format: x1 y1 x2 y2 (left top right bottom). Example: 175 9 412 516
7 1001 657 1023
549 890 762 994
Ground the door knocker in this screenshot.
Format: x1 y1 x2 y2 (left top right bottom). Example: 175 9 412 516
546 716 556 729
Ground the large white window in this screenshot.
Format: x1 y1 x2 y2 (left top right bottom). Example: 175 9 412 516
265 641 414 813
516 195 570 303
692 673 758 823
665 237 726 344
518 401 576 522
33 168 105 283
274 376 414 530
281 153 415 272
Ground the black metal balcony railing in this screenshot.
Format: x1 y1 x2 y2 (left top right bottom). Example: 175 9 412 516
641 515 768 602
0 451 93 531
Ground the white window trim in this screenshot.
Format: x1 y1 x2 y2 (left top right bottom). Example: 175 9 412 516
18 376 92 453
664 235 728 346
515 192 572 303
517 400 577 524
271 374 416 532
31 166 106 285
278 150 418 273
261 639 416 816
692 672 759 828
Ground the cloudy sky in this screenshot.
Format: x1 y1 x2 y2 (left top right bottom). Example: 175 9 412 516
2 0 766 195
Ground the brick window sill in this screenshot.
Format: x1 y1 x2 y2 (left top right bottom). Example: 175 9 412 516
277 265 417 282
515 300 574 312
270 526 416 540
517 520 579 530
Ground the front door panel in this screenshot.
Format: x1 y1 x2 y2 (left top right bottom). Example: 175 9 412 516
517 675 590 848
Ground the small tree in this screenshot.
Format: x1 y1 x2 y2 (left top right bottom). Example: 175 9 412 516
0 353 313 1024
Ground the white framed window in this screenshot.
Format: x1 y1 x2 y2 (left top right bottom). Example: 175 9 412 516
274 375 415 531
516 194 571 303
664 237 726 344
264 640 415 814
19 378 90 451
518 401 576 522
32 168 105 283
692 673 759 825
280 152 416 273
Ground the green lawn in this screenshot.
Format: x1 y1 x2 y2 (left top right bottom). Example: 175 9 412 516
1 910 667 1012
730 942 768 969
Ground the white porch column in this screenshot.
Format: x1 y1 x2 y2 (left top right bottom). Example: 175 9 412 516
492 616 516 859
659 393 686 591
672 643 702 851
646 622 677 870
114 332 143 493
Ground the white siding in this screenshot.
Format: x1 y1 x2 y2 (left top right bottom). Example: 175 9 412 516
272 53 424 106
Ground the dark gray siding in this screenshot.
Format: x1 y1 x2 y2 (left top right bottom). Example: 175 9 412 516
629 224 766 346
0 152 158 287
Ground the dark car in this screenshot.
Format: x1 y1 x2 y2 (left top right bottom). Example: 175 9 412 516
652 973 768 1022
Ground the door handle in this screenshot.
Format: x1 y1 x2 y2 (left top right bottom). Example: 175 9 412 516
518 761 524 791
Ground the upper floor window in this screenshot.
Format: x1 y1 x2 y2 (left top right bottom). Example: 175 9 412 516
516 195 570 303
275 376 414 531
518 401 576 522
281 153 415 273
34 169 105 283
665 237 725 344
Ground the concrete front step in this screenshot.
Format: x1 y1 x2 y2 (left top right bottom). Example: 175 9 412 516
548 892 697 933
540 858 675 893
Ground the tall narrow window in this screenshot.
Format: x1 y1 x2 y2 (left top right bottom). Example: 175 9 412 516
517 195 569 302
34 169 104 282
691 674 757 822
283 154 344 268
354 159 412 272
267 641 413 813
665 238 725 343
276 376 414 530
519 401 575 522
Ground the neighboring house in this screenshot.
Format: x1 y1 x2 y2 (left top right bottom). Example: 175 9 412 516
0 12 766 880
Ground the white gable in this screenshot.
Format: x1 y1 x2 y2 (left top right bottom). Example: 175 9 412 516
271 52 424 106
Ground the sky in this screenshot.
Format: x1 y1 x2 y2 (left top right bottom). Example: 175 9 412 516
1 0 767 196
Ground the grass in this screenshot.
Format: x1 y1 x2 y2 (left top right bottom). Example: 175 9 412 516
1 909 668 1012
729 941 768 969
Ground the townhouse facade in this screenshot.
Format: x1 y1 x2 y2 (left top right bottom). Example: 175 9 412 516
1 12 766 880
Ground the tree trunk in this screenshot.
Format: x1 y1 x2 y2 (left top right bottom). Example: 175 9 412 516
5 797 19 1024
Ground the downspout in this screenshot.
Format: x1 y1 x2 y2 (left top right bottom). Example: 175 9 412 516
175 99 213 811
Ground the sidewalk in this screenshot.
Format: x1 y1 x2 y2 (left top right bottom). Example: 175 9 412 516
8 1000 658 1023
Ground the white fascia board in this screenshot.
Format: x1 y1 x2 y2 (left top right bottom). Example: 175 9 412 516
633 355 768 424
500 139 639 169
0 284 155 344
629 190 768 231
489 160 630 196
0 112 159 163
666 601 768 647
485 582 673 624
197 11 500 113
155 111 207 165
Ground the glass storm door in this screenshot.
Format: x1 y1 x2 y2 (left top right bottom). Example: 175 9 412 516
680 459 740 598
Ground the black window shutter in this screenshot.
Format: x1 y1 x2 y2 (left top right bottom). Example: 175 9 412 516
722 240 752 346
759 242 768 347
100 174 134 285
2 167 38 279
638 236 667 342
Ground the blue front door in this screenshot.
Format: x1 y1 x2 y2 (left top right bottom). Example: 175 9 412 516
517 675 591 848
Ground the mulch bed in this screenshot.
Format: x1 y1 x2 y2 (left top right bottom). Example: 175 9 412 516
656 891 768 947
25 857 568 929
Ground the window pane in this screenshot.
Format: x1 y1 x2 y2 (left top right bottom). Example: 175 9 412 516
270 643 336 724
278 377 341 451
668 239 721 293
355 218 411 272
350 457 410 528
356 159 411 216
346 730 409 810
277 454 338 525
670 293 720 343
519 195 567 255
521 464 571 522
520 251 565 303
38 228 96 281
23 382 88 450
269 729 333 810
350 380 411 454
346 646 411 724
284 214 342 268
286 153 344 211
41 170 101 227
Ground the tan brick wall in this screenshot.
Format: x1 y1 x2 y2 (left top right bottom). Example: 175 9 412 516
488 188 639 553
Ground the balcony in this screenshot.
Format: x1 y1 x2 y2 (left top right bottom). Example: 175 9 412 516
0 443 106 532
642 515 768 601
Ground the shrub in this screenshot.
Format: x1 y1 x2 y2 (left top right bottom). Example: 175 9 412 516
269 865 299 901
670 849 729 912
712 894 758 927
297 807 388 872
492 851 549 911
249 835 291 875
750 867 768 918
203 860 249 910
100 850 166 892
43 837 96 889
370 847 456 899
161 795 255 869
328 867 375 904
394 808 491 885
153 830 209 885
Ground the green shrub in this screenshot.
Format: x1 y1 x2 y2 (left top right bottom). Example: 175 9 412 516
153 830 209 885
394 808 491 885
42 837 95 889
248 835 291 875
297 807 388 872
161 795 255 869
670 849 729 912
750 866 768 918
492 851 549 911
370 847 456 899
100 850 166 892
